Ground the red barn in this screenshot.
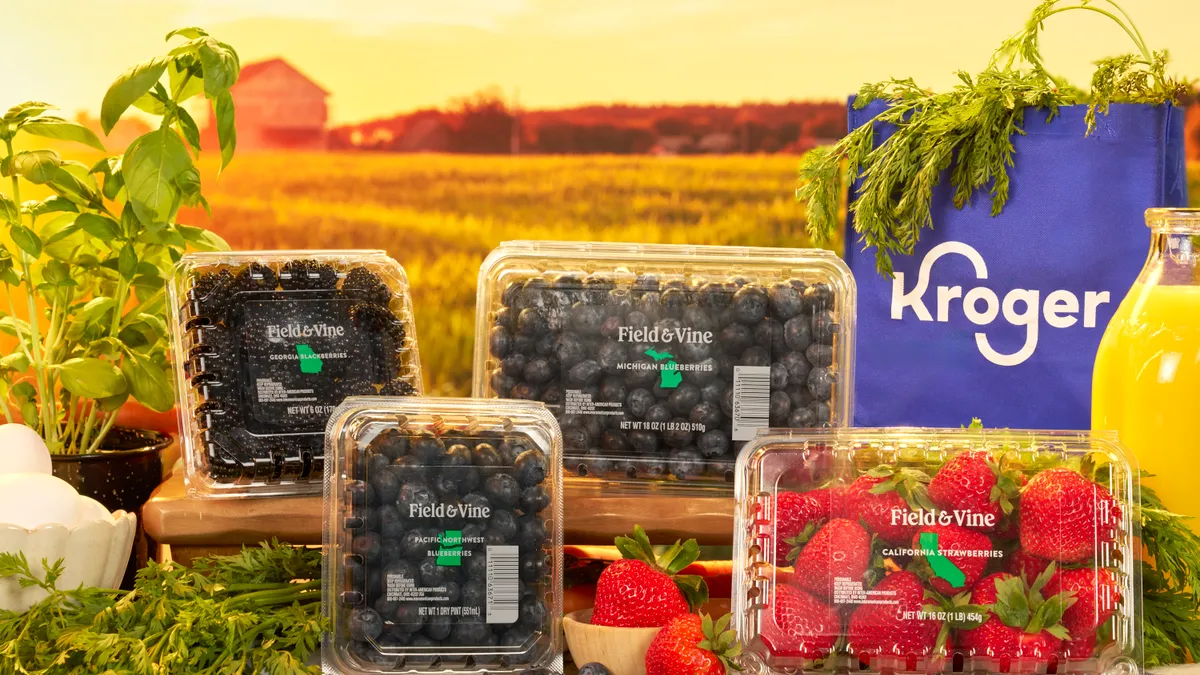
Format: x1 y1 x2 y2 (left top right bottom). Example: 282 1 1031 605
204 58 329 151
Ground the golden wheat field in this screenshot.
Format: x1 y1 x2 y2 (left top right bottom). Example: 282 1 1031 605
193 153 822 395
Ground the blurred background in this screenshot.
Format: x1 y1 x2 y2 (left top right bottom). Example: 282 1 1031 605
5 0 1200 395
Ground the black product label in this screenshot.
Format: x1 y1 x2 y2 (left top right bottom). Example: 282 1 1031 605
241 298 373 432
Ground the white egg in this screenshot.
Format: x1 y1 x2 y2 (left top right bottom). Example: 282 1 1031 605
77 496 112 524
0 423 52 475
0 473 81 530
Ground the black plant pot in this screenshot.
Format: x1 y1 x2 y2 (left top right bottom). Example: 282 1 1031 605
50 427 170 589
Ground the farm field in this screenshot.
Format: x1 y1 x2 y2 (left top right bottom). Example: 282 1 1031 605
192 153 821 395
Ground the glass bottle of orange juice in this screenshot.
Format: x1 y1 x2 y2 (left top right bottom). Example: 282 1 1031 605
1094 208 1200 526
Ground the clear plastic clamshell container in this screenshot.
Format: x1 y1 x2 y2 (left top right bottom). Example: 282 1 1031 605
323 397 564 674
472 241 855 489
168 250 423 497
732 428 1140 675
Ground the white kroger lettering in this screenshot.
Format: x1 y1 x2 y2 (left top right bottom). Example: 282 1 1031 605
890 241 1110 367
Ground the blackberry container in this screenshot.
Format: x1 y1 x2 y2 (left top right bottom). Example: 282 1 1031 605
732 428 1140 675
472 241 856 488
168 250 423 498
323 397 564 674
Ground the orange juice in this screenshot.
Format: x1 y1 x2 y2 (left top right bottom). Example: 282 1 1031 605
1093 279 1200 525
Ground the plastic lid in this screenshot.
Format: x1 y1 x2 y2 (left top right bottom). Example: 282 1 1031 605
322 397 564 674
472 240 856 491
732 427 1139 675
168 250 423 498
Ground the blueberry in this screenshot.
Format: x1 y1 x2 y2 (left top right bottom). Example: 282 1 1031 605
517 518 548 553
431 472 458 498
732 286 768 324
519 596 548 628
489 509 520 541
698 429 731 458
664 420 694 448
369 467 400 504
812 310 839 344
700 380 725 405
411 434 446 465
579 663 613 675
768 281 804 319
368 428 410 460
501 353 527 377
377 505 406 539
489 326 512 358
770 390 792 426
514 449 548 487
787 384 814 410
451 619 491 645
634 274 661 292
783 315 813 351
780 351 812 384
666 384 701 416
788 405 818 428
352 532 382 563
497 441 525 466
562 426 589 452
517 309 549 337
490 369 519 396
740 346 770 367
442 580 462 604
808 367 836 401
399 531 430 561
571 303 606 333
645 404 671 425
689 401 723 430
567 360 601 386
804 281 835 310
349 607 384 642
553 333 587 368
770 362 789 390
599 377 627 403
389 456 426 484
628 430 658 453
520 551 547 580
720 323 754 353
682 304 716 332
349 481 375 507
534 332 558 356
495 305 516 330
679 341 712 361
808 400 832 425
601 429 630 453
380 537 403 562
626 388 655 418
484 474 521 509
600 315 622 338
511 382 540 400
392 601 424 634
462 579 487 609
398 481 436 517
423 615 453 641
523 357 556 385
597 341 627 374
520 485 551 514
806 342 834 368
668 449 705 480
584 276 615 303
471 443 504 470
720 389 734 417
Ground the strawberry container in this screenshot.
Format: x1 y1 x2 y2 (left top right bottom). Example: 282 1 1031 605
732 428 1140 675
168 250 423 498
472 241 856 490
322 397 564 674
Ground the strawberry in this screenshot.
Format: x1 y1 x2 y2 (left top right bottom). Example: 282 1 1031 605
958 567 1077 673
592 526 709 628
769 489 834 565
911 523 993 596
759 584 840 660
787 518 874 600
645 613 742 675
847 571 954 668
844 469 932 545
1044 567 1121 638
1008 549 1053 585
1062 635 1096 660
928 450 1022 532
1020 469 1121 563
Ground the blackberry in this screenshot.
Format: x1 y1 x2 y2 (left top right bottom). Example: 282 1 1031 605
235 262 277 292
342 266 392 306
279 259 337 290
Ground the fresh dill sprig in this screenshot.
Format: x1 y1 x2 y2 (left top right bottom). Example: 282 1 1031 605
0 539 324 675
798 0 1188 276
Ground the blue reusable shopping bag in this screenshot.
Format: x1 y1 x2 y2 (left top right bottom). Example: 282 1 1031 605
845 100 1187 429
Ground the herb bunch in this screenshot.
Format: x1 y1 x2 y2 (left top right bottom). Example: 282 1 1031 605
0 540 324 675
0 27 236 453
797 0 1189 276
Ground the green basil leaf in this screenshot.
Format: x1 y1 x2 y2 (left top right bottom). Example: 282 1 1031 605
29 196 78 217
101 56 169 134
168 59 205 103
4 102 54 124
118 244 138 281
166 27 208 40
0 352 30 373
43 221 81 246
10 225 42 257
123 127 191 226
0 316 31 339
0 195 18 224
41 259 73 285
121 351 174 412
175 107 201 153
177 224 228 251
49 167 102 208
57 357 126 399
8 149 62 184
19 118 106 151
214 90 236 174
79 296 118 323
97 390 130 412
77 213 123 241
198 39 240 98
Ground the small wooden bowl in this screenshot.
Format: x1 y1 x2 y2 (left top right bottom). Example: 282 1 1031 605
563 608 662 675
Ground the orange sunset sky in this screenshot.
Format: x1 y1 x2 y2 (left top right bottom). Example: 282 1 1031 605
3 0 1200 125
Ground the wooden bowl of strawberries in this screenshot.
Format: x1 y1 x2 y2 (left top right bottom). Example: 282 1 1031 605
563 526 715 675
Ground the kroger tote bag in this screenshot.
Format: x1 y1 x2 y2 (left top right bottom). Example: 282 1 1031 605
845 99 1187 429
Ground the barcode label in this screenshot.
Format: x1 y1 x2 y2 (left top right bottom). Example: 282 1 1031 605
731 365 771 441
486 545 519 624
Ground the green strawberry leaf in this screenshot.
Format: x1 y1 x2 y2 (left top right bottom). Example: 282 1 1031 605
1048 625 1072 641
702 613 714 639
675 574 709 612
784 521 821 562
935 623 951 656
866 466 896 478
869 481 898 495
660 539 701 575
714 613 731 635
614 525 659 566
1029 562 1057 599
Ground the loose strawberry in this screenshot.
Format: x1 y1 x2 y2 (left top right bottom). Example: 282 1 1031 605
592 526 709 628
759 584 840 660
1008 549 1053 585
1020 469 1121 563
911 523 993 596
928 450 1022 532
787 518 874 600
1044 567 1121 638
847 571 958 668
645 613 742 675
769 489 833 565
844 469 932 545
958 567 1077 673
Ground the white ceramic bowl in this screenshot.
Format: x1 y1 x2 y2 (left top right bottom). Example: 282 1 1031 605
0 498 136 612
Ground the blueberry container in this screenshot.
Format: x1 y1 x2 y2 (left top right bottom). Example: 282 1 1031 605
168 250 423 498
323 397 564 674
732 427 1140 675
472 241 856 488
